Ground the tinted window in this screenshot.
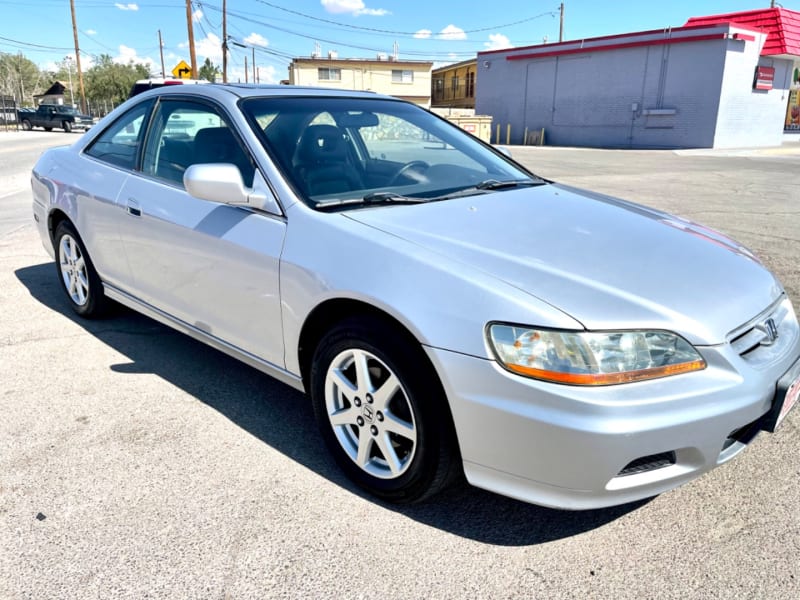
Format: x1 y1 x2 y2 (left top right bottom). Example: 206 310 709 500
141 99 255 187
85 100 154 170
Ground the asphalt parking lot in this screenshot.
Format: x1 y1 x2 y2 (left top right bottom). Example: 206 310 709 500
1 131 799 599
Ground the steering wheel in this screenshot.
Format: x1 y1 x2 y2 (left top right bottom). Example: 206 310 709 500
387 160 430 186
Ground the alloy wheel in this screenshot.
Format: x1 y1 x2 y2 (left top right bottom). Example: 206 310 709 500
324 348 417 479
59 234 89 306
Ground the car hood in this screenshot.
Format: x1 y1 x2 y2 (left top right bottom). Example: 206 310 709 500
344 183 783 345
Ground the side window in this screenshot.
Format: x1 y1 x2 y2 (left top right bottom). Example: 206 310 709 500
142 100 255 188
85 100 153 170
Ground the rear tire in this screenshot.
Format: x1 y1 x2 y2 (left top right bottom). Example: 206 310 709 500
54 221 108 318
21 119 31 131
310 316 458 503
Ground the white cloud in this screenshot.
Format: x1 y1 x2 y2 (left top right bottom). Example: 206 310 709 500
320 0 389 16
438 25 466 40
227 64 277 84
114 45 155 72
413 29 432 39
114 3 138 10
195 33 223 63
484 33 513 50
192 9 203 22
244 33 269 47
259 65 277 84
86 29 97 35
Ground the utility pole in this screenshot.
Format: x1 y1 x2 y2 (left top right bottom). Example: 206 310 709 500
252 47 256 84
64 56 74 106
559 3 565 42
185 0 198 78
158 30 166 78
222 0 228 83
244 55 249 83
69 0 87 113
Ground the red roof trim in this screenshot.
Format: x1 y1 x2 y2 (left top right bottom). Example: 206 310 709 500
479 23 758 57
685 8 800 56
505 33 736 62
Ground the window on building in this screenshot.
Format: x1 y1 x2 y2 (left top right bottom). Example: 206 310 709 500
392 70 414 83
466 72 475 98
318 68 342 81
451 76 459 95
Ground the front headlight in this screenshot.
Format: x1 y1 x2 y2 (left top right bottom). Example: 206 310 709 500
488 324 706 385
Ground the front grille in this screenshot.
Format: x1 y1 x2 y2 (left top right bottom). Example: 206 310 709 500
617 451 676 477
729 299 790 357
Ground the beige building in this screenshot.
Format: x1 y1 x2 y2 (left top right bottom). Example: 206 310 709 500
288 55 433 107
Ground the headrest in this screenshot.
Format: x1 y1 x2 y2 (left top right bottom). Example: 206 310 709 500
295 124 347 164
194 127 237 163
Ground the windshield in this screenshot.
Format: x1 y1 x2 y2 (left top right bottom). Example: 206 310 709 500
241 96 541 210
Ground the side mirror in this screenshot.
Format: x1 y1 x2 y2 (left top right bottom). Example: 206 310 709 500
183 164 281 215
495 146 513 158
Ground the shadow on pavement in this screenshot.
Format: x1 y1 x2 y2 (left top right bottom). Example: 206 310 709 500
16 262 648 546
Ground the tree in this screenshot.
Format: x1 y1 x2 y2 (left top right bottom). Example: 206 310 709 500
0 52 46 106
198 58 220 83
84 54 150 108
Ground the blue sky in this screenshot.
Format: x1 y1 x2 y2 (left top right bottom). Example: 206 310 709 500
3 0 798 83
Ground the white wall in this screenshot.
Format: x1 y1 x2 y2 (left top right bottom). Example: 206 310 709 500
714 31 793 148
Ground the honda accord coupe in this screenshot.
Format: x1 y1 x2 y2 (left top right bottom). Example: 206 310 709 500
31 84 800 509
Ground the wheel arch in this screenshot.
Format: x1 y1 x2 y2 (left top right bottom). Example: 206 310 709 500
298 299 417 387
47 209 73 245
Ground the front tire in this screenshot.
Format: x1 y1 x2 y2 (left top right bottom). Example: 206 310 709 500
62 120 72 133
21 119 31 131
310 317 457 503
54 221 107 317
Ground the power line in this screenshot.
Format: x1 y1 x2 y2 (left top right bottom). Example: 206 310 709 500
251 0 557 36
0 36 73 52
202 4 479 58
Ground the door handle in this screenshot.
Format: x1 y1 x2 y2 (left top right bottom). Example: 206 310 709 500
126 198 141 217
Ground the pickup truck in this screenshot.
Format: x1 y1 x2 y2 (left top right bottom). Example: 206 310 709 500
19 104 92 133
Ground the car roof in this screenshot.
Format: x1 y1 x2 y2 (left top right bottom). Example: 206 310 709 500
132 83 391 103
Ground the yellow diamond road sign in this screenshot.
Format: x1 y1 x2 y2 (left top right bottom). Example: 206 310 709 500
171 60 192 79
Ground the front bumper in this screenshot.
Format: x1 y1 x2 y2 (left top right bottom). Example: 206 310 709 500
425 311 800 510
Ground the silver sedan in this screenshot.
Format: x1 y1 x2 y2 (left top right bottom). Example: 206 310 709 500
31 84 800 509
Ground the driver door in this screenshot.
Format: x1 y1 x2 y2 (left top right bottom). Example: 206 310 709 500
116 97 286 367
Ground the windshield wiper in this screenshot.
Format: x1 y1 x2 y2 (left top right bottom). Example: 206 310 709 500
426 179 547 202
315 191 429 211
474 178 546 190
